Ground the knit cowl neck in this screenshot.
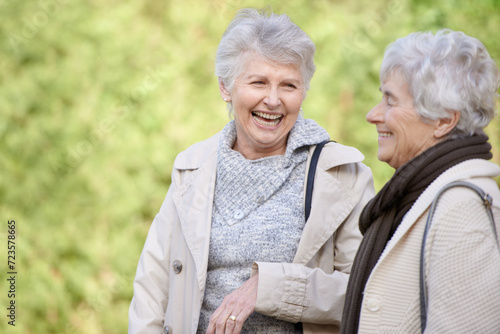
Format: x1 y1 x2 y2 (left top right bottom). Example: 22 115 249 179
213 114 330 225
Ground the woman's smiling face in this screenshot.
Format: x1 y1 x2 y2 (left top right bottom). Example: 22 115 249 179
220 56 305 160
366 72 440 169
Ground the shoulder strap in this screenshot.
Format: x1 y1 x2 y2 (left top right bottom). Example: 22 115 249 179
419 181 498 333
296 139 332 334
304 140 332 222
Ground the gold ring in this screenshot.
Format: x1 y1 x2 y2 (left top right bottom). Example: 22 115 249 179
228 315 236 321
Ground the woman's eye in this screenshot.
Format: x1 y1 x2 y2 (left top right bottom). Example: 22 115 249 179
382 96 392 107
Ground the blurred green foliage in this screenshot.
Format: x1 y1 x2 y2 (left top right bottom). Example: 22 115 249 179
1 0 499 333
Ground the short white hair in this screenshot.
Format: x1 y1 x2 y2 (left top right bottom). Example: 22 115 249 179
215 8 315 114
380 29 500 137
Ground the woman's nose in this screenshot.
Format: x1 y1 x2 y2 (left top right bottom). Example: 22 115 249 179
263 88 281 109
366 102 384 124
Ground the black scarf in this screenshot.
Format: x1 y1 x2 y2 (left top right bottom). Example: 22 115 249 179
341 134 492 333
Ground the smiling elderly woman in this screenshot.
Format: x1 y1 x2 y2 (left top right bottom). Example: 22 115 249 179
129 8 374 334
341 30 500 333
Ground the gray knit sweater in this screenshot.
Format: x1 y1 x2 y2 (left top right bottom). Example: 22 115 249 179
197 115 330 333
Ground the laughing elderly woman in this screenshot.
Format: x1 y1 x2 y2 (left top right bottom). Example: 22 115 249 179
129 8 374 334
341 30 500 333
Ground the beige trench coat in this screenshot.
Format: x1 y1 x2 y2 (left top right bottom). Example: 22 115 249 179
129 133 375 334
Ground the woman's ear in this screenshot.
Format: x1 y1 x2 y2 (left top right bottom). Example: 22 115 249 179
219 78 231 102
434 111 460 138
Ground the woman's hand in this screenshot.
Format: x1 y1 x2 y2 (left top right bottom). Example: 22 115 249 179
206 273 259 334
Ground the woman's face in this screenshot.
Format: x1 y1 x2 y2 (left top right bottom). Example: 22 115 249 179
220 56 305 159
366 72 439 169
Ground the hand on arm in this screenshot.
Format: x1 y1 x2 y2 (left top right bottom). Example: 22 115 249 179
206 274 259 334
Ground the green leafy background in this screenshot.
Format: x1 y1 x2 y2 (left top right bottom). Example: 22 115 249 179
1 0 499 333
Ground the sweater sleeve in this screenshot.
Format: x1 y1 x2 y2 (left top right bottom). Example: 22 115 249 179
424 193 500 333
252 162 375 325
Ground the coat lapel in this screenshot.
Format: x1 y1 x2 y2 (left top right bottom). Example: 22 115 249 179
377 159 500 264
173 141 218 292
294 143 364 264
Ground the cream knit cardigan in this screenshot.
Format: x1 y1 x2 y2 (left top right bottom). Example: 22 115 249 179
358 159 500 333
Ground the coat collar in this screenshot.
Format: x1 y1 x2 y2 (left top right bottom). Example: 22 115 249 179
378 159 500 263
173 133 220 170
316 142 365 171
172 134 219 291
293 142 366 263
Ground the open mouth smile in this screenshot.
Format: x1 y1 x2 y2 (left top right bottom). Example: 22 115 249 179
378 132 393 138
252 111 283 127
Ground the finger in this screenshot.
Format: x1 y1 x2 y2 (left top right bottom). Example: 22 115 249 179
206 305 226 334
208 275 259 333
225 314 237 334
228 278 258 333
230 314 245 334
205 319 216 334
215 311 231 333
212 294 239 333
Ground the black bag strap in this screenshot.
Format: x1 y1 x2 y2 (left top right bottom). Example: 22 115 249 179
419 181 499 333
304 140 331 222
294 140 332 334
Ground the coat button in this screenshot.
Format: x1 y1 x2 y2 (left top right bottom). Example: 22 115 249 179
172 260 182 274
233 209 244 220
163 325 172 334
366 298 380 312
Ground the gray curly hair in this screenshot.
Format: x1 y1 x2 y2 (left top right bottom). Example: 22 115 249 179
380 29 500 137
215 8 316 116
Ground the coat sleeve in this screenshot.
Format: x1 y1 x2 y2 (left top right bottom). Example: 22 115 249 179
128 183 177 333
424 188 500 333
252 162 375 325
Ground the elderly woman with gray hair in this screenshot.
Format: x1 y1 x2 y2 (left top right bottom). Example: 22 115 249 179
341 30 500 333
129 8 374 334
